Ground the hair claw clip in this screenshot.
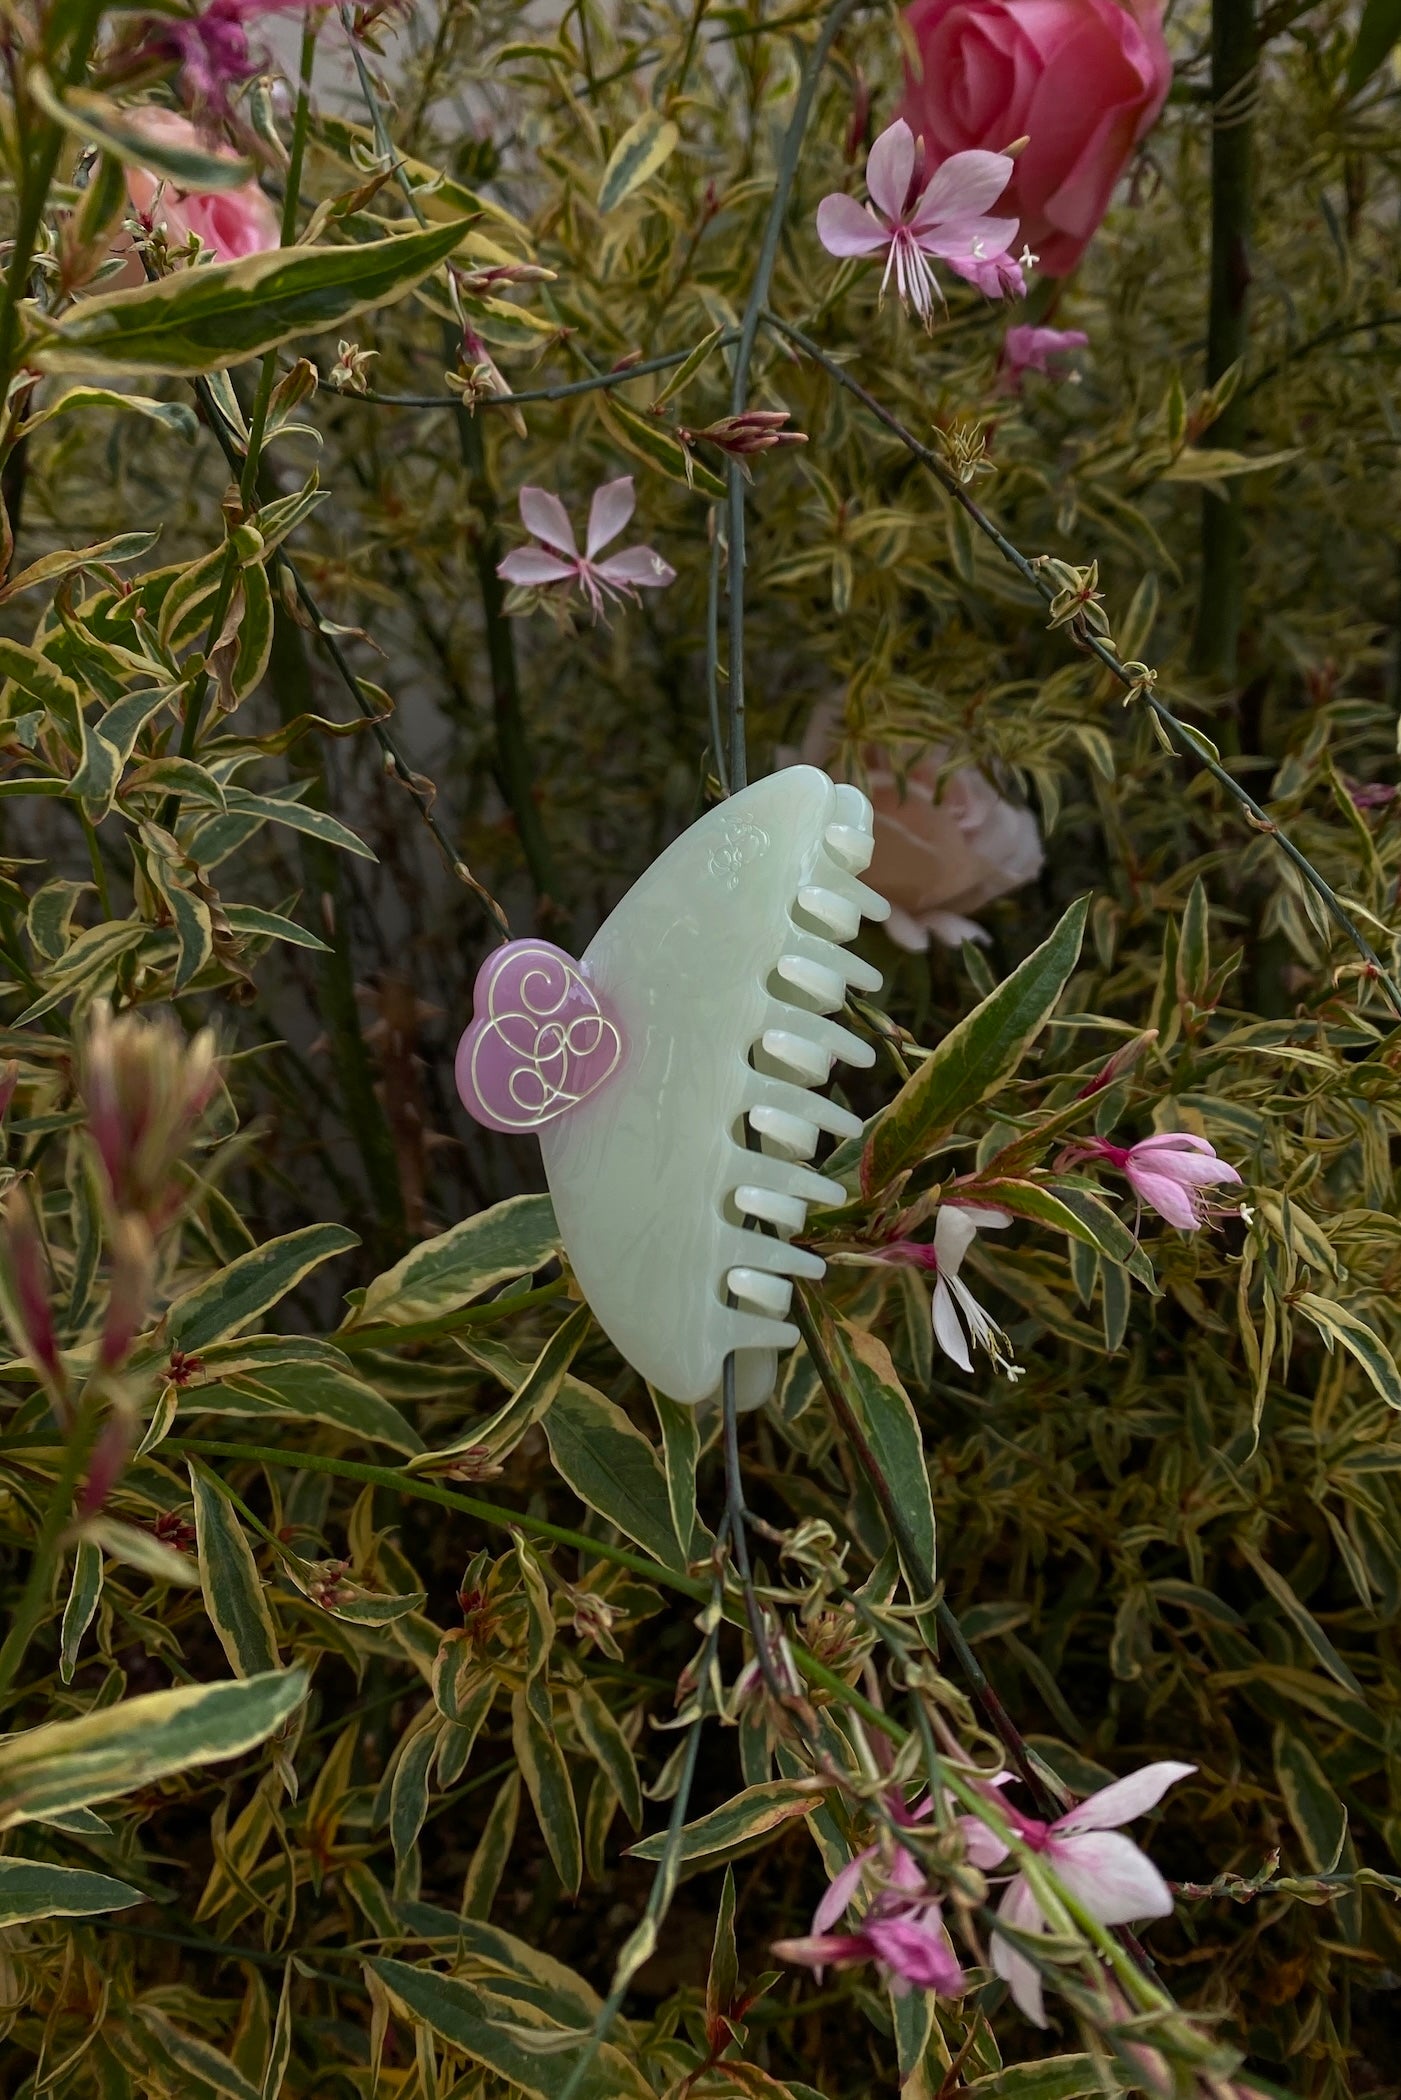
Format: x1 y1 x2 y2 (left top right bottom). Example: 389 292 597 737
455 766 890 1405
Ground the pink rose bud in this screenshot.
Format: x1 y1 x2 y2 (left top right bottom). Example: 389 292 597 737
121 108 280 264
900 0 1172 276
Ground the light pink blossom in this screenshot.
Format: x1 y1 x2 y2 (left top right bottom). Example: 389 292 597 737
968 1762 1194 2027
497 477 675 619
815 118 1025 321
1002 323 1090 387
1086 1133 1243 1231
773 1827 964 1998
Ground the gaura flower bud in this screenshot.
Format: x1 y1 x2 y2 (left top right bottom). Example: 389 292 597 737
0 1186 67 1405
79 1001 219 1227
685 410 808 457
99 1216 156 1372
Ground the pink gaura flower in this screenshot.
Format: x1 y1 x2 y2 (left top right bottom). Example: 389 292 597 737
963 1761 1194 2027
815 117 1027 321
1001 323 1090 387
496 477 676 619
773 1823 965 1998
1086 1133 1243 1231
137 0 310 114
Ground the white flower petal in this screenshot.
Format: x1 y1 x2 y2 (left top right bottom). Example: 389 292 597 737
990 1877 1048 2028
585 475 635 558
931 1277 973 1372
910 150 1015 230
1053 1830 1175 1926
865 119 914 223
1057 1761 1195 1834
815 194 891 258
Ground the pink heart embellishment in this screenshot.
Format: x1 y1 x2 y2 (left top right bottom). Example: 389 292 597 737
454 940 625 1135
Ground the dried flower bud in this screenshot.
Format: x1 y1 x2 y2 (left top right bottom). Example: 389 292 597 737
99 1216 156 1372
328 340 378 395
0 1186 66 1404
79 1000 219 1227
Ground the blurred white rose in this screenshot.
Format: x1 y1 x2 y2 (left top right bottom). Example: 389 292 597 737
791 706 1044 951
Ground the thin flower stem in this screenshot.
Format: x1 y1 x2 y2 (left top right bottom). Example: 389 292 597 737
706 526 729 793
343 339 740 412
765 309 1401 1019
722 1351 794 1706
723 0 865 791
790 1285 1066 1819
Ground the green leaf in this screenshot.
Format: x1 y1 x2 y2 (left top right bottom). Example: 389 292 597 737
37 221 469 377
1296 1292 1401 1410
863 896 1089 1191
229 560 274 706
221 786 376 860
969 1177 1156 1293
1239 1540 1365 1697
462 1770 520 1920
391 1720 442 1891
348 1193 559 1329
960 2057 1105 2100
370 1959 653 2100
543 1379 685 1570
29 72 256 188
838 1326 936 1602
705 1865 739 2032
627 1778 827 1864
0 1668 307 1829
650 324 726 409
190 1465 281 1678
511 1682 582 1895
187 1360 423 1454
59 1535 102 1686
566 1680 641 1830
408 1302 590 1473
1348 0 1401 92
0 528 159 604
137 2007 263 2100
223 902 330 952
80 1518 200 1587
166 1222 360 1353
597 110 680 213
0 1857 144 1927
1272 1727 1347 1873
20 385 199 442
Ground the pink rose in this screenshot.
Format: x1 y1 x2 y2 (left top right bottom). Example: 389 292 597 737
122 108 280 263
900 0 1172 276
792 707 1044 950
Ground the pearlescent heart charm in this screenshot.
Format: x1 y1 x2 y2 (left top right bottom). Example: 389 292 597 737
454 769 890 1404
454 940 624 1135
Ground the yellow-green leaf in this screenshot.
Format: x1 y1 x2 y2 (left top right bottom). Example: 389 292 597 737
598 110 680 214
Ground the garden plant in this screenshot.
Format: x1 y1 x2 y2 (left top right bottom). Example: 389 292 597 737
2 0 1401 2095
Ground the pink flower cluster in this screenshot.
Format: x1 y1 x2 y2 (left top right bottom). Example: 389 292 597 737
776 1762 1194 2026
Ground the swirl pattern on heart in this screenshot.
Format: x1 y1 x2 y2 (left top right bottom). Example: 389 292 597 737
454 939 625 1134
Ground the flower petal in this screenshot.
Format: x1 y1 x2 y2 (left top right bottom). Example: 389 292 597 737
1052 1830 1175 1925
585 475 636 558
595 545 676 590
1057 1761 1195 1834
931 1277 974 1372
815 193 892 257
771 1930 874 1975
957 1814 1011 1871
1125 1169 1204 1230
933 1205 980 1274
813 1847 873 1934
865 119 915 223
911 149 1015 230
991 1877 1048 2028
921 213 1020 262
497 548 578 587
518 486 576 556
1129 1132 1218 1157
864 1911 964 1995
